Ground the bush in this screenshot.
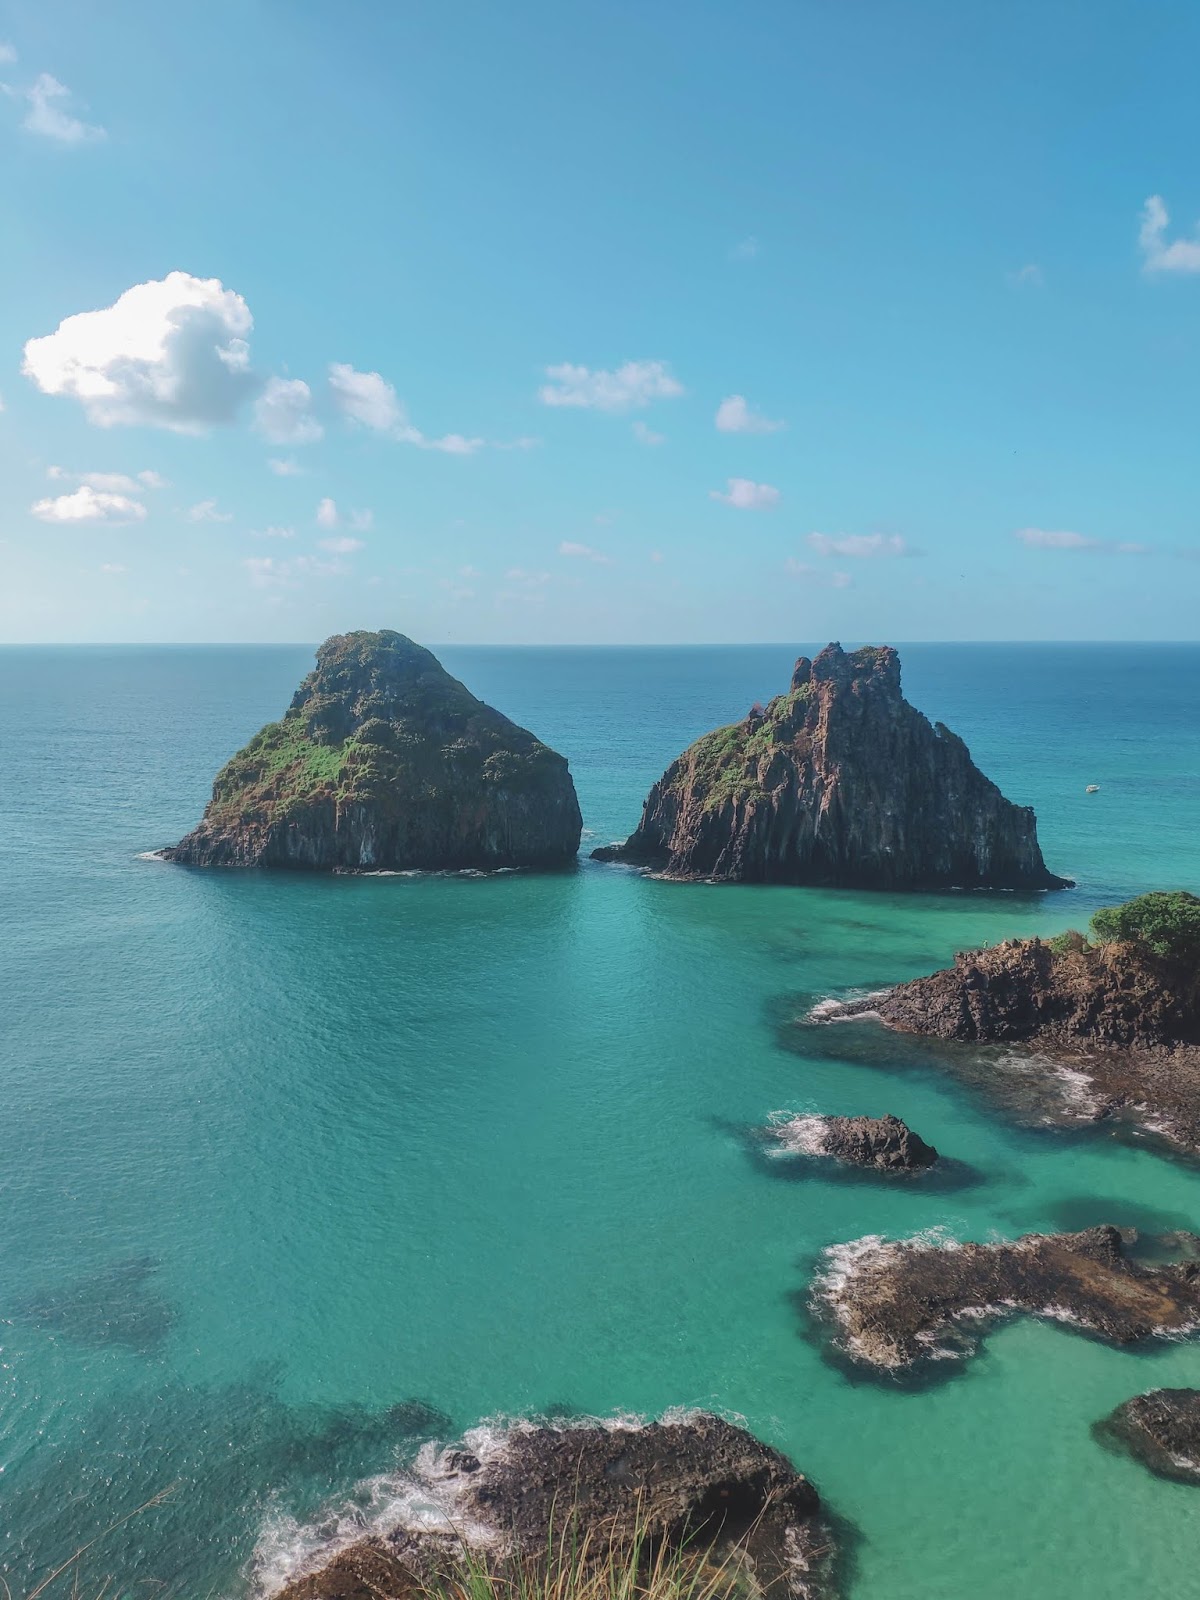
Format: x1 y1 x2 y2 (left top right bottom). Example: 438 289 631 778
1047 928 1089 956
1089 891 1200 962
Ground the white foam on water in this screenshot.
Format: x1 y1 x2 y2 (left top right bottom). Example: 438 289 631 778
768 1113 829 1157
135 849 169 862
806 990 887 1024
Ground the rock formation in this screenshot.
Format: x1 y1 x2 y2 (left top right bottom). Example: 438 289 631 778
827 918 1200 1154
770 1112 938 1171
166 630 582 871
592 643 1069 888
272 1414 837 1600
1096 1389 1200 1483
811 1225 1200 1375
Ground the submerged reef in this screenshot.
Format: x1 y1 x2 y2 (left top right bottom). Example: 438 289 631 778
271 1413 838 1600
166 630 582 871
1096 1388 1200 1483
592 642 1068 889
811 1225 1200 1376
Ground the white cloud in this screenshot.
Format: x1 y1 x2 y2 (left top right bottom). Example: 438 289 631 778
316 496 339 528
709 477 780 510
23 271 255 431
559 540 612 564
254 376 322 443
243 553 344 589
785 559 852 588
328 362 403 431
318 536 365 554
731 237 759 261
267 456 305 476
22 73 104 144
31 485 146 524
1010 263 1044 287
253 525 295 540
539 360 684 412
48 466 165 493
1015 527 1095 550
1139 194 1200 274
505 567 551 585
99 562 127 574
188 499 233 523
632 420 665 445
0 43 16 64
715 394 785 434
807 532 907 558
138 469 167 489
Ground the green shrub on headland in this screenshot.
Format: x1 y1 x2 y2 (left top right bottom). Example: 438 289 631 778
1089 890 1200 962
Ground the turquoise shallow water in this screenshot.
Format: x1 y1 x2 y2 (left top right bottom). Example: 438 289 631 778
2 642 1200 1599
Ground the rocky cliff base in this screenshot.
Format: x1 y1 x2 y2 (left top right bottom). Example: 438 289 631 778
270 1414 837 1600
822 936 1200 1155
770 1113 938 1171
592 643 1068 889
1096 1389 1200 1483
811 1225 1200 1375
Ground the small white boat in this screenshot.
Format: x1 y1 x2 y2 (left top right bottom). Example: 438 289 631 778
1085 784 1100 794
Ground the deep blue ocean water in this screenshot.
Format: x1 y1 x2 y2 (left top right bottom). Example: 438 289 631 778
2 642 1200 1600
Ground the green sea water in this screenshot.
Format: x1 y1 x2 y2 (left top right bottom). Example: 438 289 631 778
2 642 1199 1600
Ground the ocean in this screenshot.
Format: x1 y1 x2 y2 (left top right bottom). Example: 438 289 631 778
1 641 1199 1600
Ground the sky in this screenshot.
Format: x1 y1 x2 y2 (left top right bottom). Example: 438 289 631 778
3 0 1200 645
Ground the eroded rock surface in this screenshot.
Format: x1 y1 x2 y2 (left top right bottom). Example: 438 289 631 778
1097 1388 1200 1483
166 630 582 871
829 935 1200 1154
812 1225 1200 1375
592 643 1068 889
771 1113 937 1171
271 1415 837 1600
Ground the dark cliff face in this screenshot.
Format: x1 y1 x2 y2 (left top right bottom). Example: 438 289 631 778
593 642 1069 889
166 629 582 870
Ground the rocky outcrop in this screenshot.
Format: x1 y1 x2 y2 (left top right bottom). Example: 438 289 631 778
272 1414 837 1600
166 631 582 871
592 643 1068 888
812 1225 1200 1375
771 1113 937 1171
1096 1389 1200 1483
833 934 1200 1154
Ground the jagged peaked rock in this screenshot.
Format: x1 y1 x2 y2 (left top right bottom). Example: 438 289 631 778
593 642 1069 889
166 630 582 870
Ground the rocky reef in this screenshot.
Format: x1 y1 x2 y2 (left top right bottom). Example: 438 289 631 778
812 1225 1200 1375
166 631 582 871
1096 1389 1200 1483
592 643 1068 889
770 1113 938 1171
272 1414 837 1600
828 897 1200 1153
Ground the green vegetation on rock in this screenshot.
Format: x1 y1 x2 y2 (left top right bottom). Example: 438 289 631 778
1090 891 1200 963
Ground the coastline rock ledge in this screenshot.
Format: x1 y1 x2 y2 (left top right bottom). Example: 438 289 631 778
166 630 583 871
592 642 1070 889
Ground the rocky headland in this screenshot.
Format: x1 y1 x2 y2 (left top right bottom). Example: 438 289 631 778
770 1113 938 1172
822 893 1200 1154
812 1224 1200 1375
270 1414 837 1600
166 630 582 871
592 643 1069 889
1096 1388 1200 1483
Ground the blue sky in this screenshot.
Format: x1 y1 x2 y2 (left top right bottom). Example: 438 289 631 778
3 0 1200 644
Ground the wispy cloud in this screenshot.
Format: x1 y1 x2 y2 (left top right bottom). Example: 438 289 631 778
47 466 165 494
715 394 785 434
31 486 146 524
731 236 759 261
251 525 295 540
539 360 684 412
243 554 345 589
255 377 323 444
709 477 780 510
1009 263 1044 288
632 420 665 446
1015 527 1149 553
329 361 512 453
188 499 233 523
21 73 105 144
807 532 908 558
559 540 612 564
318 536 365 554
785 559 852 588
316 496 339 529
267 457 305 477
1139 195 1200 274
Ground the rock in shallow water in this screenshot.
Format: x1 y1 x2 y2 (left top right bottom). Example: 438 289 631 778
592 642 1069 889
1096 1388 1200 1483
812 1225 1200 1375
772 1113 938 1171
165 630 582 871
272 1414 837 1600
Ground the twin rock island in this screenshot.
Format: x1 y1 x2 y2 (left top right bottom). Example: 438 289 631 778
168 628 1068 889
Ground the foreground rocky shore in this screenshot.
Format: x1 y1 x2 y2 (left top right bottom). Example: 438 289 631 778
811 1224 1200 1375
818 893 1200 1154
270 1414 838 1600
594 643 1069 889
167 630 582 871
